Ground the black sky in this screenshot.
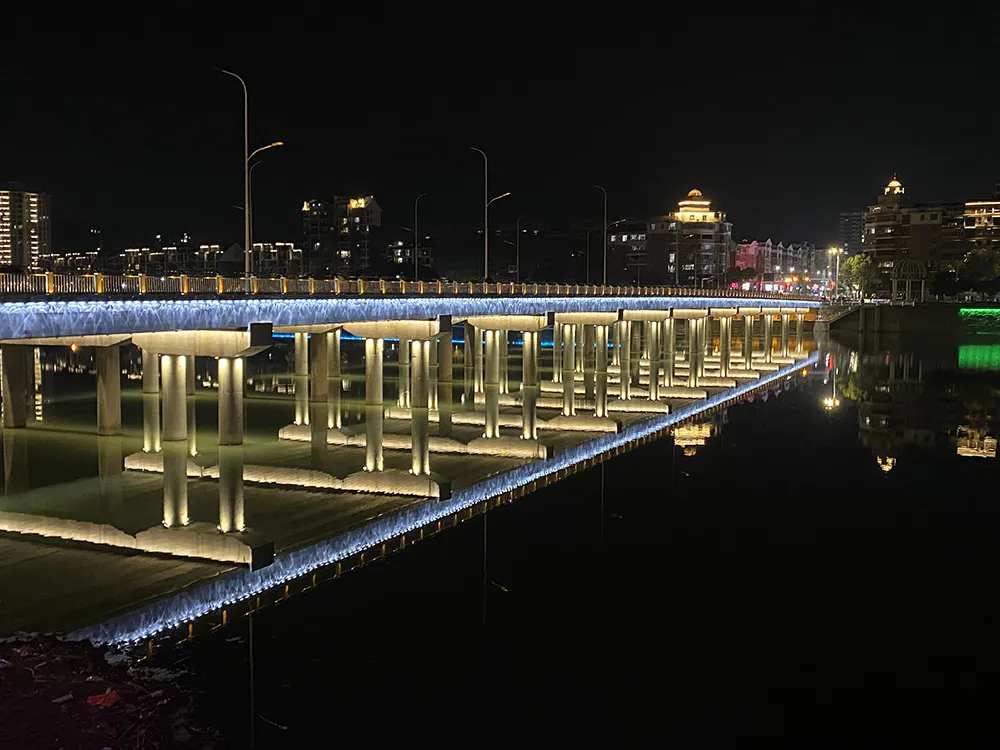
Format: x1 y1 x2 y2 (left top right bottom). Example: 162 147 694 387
2 7 998 253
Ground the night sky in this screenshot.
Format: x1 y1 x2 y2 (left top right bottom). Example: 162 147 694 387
2 9 997 254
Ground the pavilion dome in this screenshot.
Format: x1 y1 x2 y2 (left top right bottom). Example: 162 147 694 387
687 188 703 198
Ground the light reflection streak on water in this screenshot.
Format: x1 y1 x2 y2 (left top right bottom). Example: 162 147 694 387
71 353 819 646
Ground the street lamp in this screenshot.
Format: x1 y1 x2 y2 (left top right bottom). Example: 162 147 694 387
485 191 511 280
414 193 427 281
470 147 510 280
214 67 251 291
247 142 283 267
592 185 607 285
828 246 844 298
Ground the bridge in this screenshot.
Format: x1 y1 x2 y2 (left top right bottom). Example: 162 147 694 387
0 277 820 648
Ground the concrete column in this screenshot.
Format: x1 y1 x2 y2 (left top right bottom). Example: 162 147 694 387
697 318 708 378
143 393 161 453
142 348 159 394
294 332 308 376
743 315 754 366
411 340 430 474
217 445 244 533
686 319 699 388
97 435 123 513
780 314 790 357
186 356 197 456
310 332 329 404
561 324 576 416
160 353 187 442
364 338 384 472
648 320 661 401
719 316 732 377
96 345 121 436
583 325 596 401
218 357 244 446
630 321 641 388
310 402 329 472
428 333 439 409
484 330 501 438
329 330 342 429
663 318 675 388
612 321 621 366
162 441 189 528
595 324 609 417
463 322 474 403
437 331 453 437
575 324 585 373
796 314 805 353
522 330 539 439
474 327 484 394
397 338 411 408
499 333 509 395
3 430 28 495
642 322 651 360
619 320 632 400
1 344 27 429
764 314 774 363
552 324 562 384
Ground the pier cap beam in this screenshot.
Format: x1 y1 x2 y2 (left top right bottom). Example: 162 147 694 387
1 334 131 347
554 311 621 326
709 308 740 318
622 310 672 322
133 324 272 358
670 309 710 320
273 324 342 335
737 306 762 316
343 315 450 342
464 312 553 332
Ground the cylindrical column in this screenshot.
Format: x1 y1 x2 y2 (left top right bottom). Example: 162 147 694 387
474 327 484 394
218 445 244 533
796 313 805 353
160 353 187 442
484 330 501 438
294 332 308 376
663 318 675 388
561 324 576 416
686 319 699 388
365 338 384 472
595 324 608 417
96 345 121 436
162 441 188 528
719 316 731 377
648 320 661 401
411 340 430 474
764 314 774 363
310 402 329 472
1 344 27 429
142 348 159 394
780 313 790 357
697 318 707 378
186 355 197 456
575 324 585 373
398 338 411 407
463 322 474 402
521 330 538 439
218 357 244 446
329 330 343 429
630 321 641 389
619 321 632 400
743 315 754 368
583 325 596 401
428 333 439 409
142 392 160 453
437 332 453 437
612 321 621 366
641 321 651 360
310 332 329 403
552 323 562 384
499 333 509 395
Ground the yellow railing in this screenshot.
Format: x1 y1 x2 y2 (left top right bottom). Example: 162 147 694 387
1 272 815 301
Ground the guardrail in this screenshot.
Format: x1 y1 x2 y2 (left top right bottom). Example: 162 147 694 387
0 272 817 300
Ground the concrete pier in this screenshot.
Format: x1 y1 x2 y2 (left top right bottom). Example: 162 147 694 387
1 344 27 429
160 354 187 443
437 331 453 437
561 324 576 416
648 320 661 402
411 339 430 474
663 318 675 388
310 332 329 403
95 345 121 437
398 338 411 408
522 330 539 439
619 320 632 400
186 355 197 457
595 324 609 417
365 338 384 472
484 330 501 438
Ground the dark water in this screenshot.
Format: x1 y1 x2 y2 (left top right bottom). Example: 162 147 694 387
172 338 1000 744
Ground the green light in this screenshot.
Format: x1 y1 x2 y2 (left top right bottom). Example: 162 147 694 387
958 344 1000 370
960 308 1000 317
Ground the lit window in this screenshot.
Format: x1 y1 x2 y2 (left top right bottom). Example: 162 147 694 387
610 235 616 242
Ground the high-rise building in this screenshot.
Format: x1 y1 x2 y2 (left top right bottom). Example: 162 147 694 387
0 185 50 268
647 189 732 286
963 199 1000 252
301 195 382 275
606 220 648 285
839 211 863 255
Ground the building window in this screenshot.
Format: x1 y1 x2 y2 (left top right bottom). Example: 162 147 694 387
610 235 616 242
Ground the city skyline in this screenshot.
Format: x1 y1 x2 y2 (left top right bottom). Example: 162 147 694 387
2 12 996 257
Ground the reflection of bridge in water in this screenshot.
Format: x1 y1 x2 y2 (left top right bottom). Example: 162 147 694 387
0 290 818 647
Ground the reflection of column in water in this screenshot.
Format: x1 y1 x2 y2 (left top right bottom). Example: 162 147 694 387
294 375 308 426
97 434 123 515
309 402 329 472
437 331 453 437
619 321 632 400
411 340 430 474
364 338 384 472
3 429 29 495
218 356 245 532
32 347 42 423
398 338 411 407
162 441 189 528
521 330 538 439
328 330 343 430
186 355 197 456
1 344 28 429
483 331 501 438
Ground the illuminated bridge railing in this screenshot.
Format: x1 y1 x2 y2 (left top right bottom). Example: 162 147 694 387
0 272 813 300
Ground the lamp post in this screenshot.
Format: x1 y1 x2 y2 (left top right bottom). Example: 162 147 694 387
470 147 510 280
829 246 844 297
413 193 427 281
215 67 251 291
592 185 608 285
247 142 283 270
485 191 511 281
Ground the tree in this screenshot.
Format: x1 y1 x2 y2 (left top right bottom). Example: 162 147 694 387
839 253 876 298
956 245 1000 290
724 266 758 285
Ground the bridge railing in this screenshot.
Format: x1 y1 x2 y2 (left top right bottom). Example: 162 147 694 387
1 272 816 301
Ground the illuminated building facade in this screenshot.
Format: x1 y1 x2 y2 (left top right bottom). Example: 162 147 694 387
606 220 648 285
647 189 732 287
839 211 863 255
301 195 382 275
0 185 50 268
963 199 1000 252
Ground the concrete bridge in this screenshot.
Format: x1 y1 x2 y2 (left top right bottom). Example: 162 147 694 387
0 280 820 645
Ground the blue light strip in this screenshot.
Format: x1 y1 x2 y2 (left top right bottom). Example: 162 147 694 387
71 353 818 646
3 296 818 341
